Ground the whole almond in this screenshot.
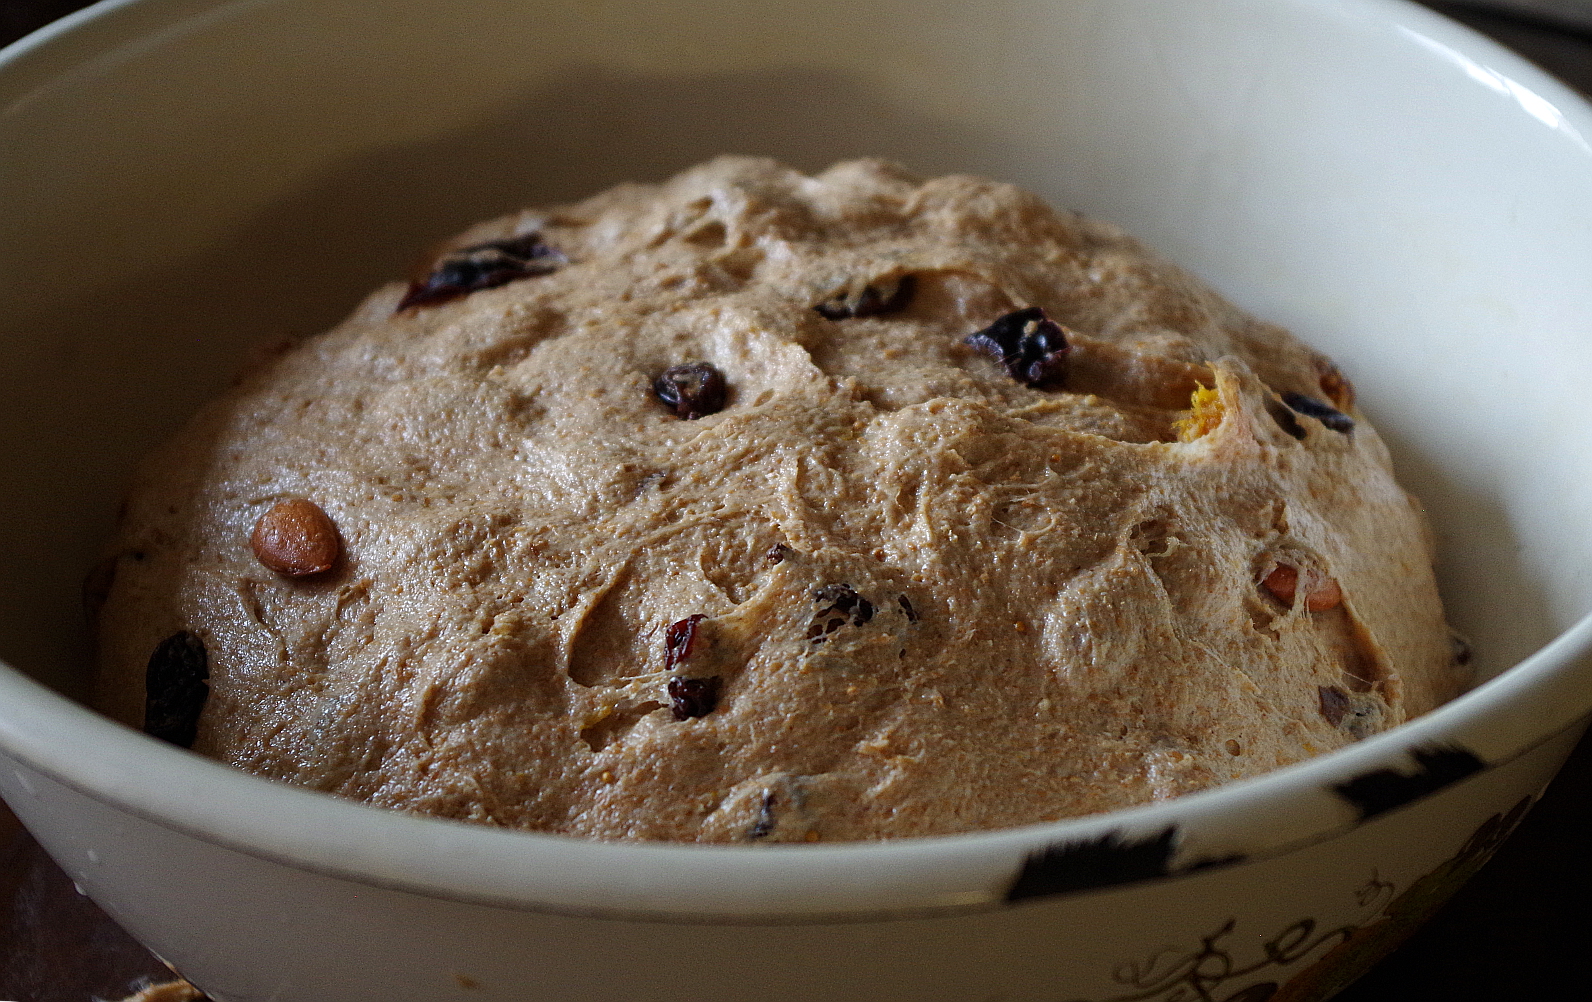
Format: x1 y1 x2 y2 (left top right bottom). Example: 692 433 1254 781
251 499 340 577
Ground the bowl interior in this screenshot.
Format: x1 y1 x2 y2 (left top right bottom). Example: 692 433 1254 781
2 0 1591 791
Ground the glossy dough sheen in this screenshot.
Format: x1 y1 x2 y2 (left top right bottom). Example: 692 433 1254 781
92 158 1466 842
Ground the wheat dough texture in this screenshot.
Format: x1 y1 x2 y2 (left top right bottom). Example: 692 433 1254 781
92 157 1467 842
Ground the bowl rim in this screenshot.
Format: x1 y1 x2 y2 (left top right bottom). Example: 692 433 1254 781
3 0 1592 921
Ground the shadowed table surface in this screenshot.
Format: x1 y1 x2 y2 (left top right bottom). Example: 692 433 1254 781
2 2 1590 999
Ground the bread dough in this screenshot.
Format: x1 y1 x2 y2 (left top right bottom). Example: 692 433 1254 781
91 157 1467 841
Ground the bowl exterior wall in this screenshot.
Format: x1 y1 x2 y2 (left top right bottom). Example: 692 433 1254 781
2 722 1579 1001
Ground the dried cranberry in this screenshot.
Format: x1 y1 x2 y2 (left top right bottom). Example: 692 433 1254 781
664 614 706 672
397 232 564 311
814 275 916 319
653 362 727 420
145 631 209 748
1281 391 1354 434
668 675 721 720
964 307 1069 388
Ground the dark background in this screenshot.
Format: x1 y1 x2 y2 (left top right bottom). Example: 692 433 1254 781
2 1 1589 999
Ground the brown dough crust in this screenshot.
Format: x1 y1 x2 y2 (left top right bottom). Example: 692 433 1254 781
91 157 1466 842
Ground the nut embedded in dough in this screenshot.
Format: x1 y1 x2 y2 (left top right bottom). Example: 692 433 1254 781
250 499 341 577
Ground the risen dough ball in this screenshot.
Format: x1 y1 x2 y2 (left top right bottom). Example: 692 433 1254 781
92 157 1467 841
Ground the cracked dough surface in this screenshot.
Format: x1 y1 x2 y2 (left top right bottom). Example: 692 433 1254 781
92 157 1466 841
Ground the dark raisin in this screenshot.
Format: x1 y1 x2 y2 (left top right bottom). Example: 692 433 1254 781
396 232 565 311
664 614 707 673
964 307 1069 388
815 585 855 611
808 584 874 642
766 543 792 565
1318 685 1350 727
813 274 915 319
653 362 727 420
1450 632 1473 666
1281 391 1354 433
816 584 874 623
1265 397 1307 440
145 631 209 748
898 595 918 623
668 675 721 720
750 790 778 840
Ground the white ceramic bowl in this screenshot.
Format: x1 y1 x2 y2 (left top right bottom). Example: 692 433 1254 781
3 1 1591 999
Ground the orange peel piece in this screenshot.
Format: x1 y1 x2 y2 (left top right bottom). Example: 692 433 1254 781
1174 383 1223 442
